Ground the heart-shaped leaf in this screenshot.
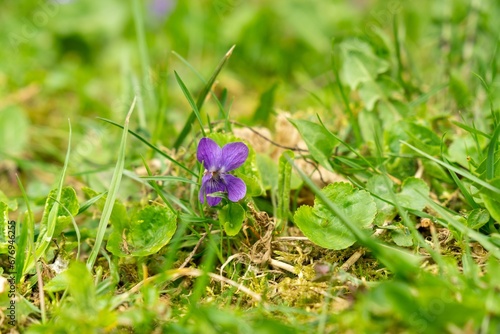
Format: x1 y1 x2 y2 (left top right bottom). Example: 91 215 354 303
294 183 376 250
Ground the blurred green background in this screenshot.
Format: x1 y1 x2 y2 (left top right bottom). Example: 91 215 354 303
1 0 499 197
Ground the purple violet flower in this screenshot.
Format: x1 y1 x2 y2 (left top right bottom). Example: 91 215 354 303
197 137 248 206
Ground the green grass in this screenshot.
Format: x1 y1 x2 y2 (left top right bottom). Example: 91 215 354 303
2 0 500 333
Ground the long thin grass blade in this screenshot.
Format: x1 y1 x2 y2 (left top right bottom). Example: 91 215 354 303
86 98 136 270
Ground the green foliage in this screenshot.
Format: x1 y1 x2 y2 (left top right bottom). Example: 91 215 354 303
339 39 389 91
26 262 117 333
219 202 245 236
467 209 490 230
277 150 294 227
38 187 79 238
107 205 177 257
288 119 338 171
0 202 9 253
3 0 500 332
294 183 376 250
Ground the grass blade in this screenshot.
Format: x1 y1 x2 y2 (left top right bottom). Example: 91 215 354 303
486 124 500 180
277 150 293 229
34 120 72 261
86 98 136 270
140 175 198 184
174 71 206 137
98 117 197 177
402 141 500 195
288 156 420 279
173 45 235 149
15 176 34 282
423 194 500 259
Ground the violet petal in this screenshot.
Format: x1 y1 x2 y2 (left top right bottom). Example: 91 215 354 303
221 142 248 172
198 173 211 203
223 174 246 202
204 177 226 206
197 138 222 171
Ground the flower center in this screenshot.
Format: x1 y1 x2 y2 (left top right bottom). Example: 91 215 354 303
205 169 222 181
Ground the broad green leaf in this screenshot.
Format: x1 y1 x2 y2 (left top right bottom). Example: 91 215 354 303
37 187 79 244
256 154 278 190
294 183 376 250
477 178 500 222
481 195 500 223
252 83 278 124
358 77 402 111
366 175 397 226
219 202 245 236
44 272 68 293
339 39 389 90
107 205 177 257
447 136 482 168
65 262 96 313
288 118 338 171
277 150 294 227
396 177 430 212
391 225 413 247
209 132 264 197
467 209 490 230
82 187 129 229
39 187 80 238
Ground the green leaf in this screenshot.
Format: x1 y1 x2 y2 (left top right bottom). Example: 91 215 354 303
44 272 68 293
219 202 245 236
391 225 413 247
174 45 235 149
174 71 205 137
467 209 490 230
107 205 177 257
277 150 294 227
256 154 279 190
294 183 376 250
252 83 278 124
87 100 135 269
339 39 389 90
38 187 80 238
63 262 97 315
396 177 430 212
82 187 129 229
34 122 71 264
358 77 402 111
366 175 397 226
288 118 338 171
481 195 500 223
486 124 500 180
402 141 500 196
447 135 482 168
